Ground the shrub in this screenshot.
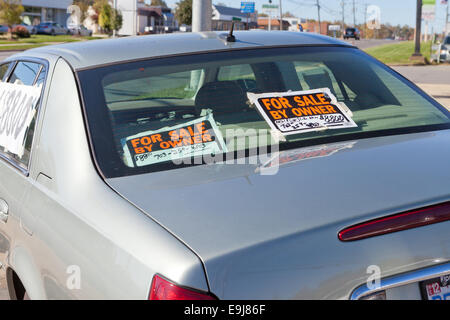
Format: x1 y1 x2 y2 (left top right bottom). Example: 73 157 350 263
12 25 30 38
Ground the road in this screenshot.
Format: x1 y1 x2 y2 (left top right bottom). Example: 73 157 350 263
344 38 401 50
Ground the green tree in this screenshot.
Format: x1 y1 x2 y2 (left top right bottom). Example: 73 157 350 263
174 0 192 26
0 0 24 40
97 2 122 34
150 0 168 7
112 8 123 32
98 2 113 32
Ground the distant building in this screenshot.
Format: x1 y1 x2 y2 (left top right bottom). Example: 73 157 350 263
284 17 306 32
302 21 330 35
257 18 290 31
212 5 258 31
22 0 72 26
116 0 177 35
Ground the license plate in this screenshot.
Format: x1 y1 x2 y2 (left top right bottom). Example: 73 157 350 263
420 274 450 300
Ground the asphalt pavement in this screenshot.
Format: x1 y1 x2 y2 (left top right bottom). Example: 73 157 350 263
343 38 401 49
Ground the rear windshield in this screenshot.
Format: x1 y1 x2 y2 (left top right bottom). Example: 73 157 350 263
78 46 450 178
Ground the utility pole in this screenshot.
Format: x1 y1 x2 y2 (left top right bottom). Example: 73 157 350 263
112 0 117 37
133 0 136 36
279 0 283 31
192 0 212 32
364 3 368 39
445 1 449 36
353 0 356 26
412 0 423 59
341 0 345 38
316 0 321 34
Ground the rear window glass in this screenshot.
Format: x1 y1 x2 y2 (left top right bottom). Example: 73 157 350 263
78 46 450 178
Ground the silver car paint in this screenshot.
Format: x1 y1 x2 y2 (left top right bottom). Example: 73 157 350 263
23 31 353 71
108 131 450 299
0 57 209 299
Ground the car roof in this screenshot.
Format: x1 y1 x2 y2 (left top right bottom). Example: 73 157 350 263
9 31 354 71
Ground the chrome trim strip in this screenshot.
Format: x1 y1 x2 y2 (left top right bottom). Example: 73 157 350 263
350 262 450 300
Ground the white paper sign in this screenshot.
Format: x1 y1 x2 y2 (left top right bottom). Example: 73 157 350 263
247 88 357 135
123 114 227 167
0 82 42 158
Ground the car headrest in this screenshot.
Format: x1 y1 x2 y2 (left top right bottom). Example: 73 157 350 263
195 81 248 115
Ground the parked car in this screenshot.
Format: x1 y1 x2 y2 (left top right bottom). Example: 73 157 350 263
0 31 450 300
0 25 9 34
36 22 69 35
344 27 360 40
13 23 36 35
440 35 450 63
68 25 93 37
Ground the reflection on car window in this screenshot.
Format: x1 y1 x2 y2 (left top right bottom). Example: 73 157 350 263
0 63 11 82
103 69 204 103
78 47 450 177
218 64 255 81
9 61 41 86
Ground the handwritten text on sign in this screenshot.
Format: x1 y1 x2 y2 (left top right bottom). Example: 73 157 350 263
248 88 357 135
123 114 227 167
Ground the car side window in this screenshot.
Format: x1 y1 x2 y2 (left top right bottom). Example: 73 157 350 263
0 62 11 82
9 61 41 86
0 61 46 170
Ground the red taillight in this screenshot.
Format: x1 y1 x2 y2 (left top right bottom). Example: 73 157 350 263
338 202 450 242
149 274 216 300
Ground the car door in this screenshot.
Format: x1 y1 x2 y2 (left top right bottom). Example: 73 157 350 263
0 60 48 291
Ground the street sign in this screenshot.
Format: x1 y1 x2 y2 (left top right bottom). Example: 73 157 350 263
262 4 279 13
422 6 435 21
328 25 341 31
422 0 436 21
262 4 279 9
240 2 255 13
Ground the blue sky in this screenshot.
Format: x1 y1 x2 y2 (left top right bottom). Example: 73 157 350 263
163 0 450 32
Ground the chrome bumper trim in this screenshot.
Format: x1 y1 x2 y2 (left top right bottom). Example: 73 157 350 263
350 261 450 300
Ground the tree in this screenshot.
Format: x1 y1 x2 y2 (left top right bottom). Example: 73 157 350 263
98 2 113 32
283 11 295 18
150 0 168 7
112 8 123 32
97 2 122 34
73 0 94 22
174 0 192 26
0 0 23 40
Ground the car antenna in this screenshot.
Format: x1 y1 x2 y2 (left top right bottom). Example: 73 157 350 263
226 22 236 42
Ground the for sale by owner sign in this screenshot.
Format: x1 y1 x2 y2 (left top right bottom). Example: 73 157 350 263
247 88 357 135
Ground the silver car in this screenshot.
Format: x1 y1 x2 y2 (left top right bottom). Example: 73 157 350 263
440 35 450 63
68 25 93 37
0 31 450 300
36 22 69 36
